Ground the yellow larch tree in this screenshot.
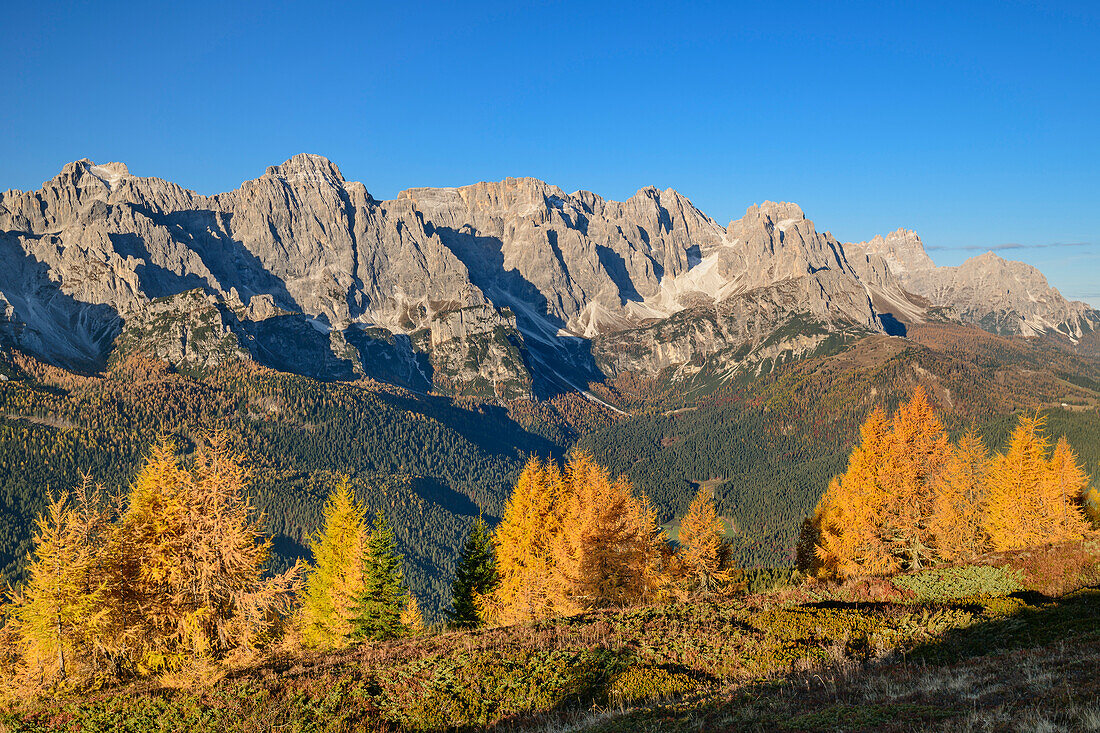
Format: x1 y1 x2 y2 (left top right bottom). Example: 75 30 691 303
634 493 673 603
678 487 727 595
296 477 369 649
983 415 1055 551
483 457 563 625
401 595 425 635
7 485 111 689
549 453 663 615
809 406 892 579
876 387 954 571
930 430 989 561
1087 471 1100 527
176 433 300 664
1045 436 1092 542
116 434 300 672
114 438 190 672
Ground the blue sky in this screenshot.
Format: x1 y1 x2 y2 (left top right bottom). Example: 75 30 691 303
3 1 1097 305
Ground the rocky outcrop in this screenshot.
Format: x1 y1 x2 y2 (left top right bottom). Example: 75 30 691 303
111 289 248 368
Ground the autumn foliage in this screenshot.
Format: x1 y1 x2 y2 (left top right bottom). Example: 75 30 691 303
802 388 1094 580
1 434 301 694
483 452 733 625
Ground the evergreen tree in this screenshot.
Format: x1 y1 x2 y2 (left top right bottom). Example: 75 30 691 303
446 515 497 629
297 478 368 649
352 512 408 641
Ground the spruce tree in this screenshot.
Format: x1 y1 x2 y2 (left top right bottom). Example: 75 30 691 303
352 512 408 641
446 515 498 629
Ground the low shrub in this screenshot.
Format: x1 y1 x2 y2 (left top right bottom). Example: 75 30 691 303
608 665 698 704
892 565 1022 601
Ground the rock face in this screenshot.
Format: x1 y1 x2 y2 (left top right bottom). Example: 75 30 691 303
848 229 1098 339
0 155 1089 395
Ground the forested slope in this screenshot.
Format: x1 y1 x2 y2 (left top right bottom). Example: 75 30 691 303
0 354 583 616
578 325 1100 567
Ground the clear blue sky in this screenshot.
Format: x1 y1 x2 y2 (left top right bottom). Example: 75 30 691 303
3 1 1098 305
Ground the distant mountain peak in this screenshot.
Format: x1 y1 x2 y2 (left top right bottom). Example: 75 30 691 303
742 201 805 224
264 153 344 184
849 228 1095 339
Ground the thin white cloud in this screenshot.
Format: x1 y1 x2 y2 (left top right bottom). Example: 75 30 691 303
927 241 1093 252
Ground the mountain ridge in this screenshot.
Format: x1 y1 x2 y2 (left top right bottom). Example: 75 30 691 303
1 155 1094 398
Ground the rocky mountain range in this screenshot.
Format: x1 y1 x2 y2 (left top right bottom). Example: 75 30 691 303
1 155 1095 399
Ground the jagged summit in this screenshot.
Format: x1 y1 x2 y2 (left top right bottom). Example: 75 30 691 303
0 156 1093 388
264 153 345 184
846 228 935 274
741 201 806 225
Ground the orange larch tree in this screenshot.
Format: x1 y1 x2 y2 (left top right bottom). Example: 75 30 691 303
483 457 563 625
930 430 989 561
808 406 891 579
549 453 663 615
678 487 727 594
1045 435 1092 542
876 387 954 571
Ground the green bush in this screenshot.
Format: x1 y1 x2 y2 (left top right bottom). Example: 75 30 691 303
609 665 698 704
893 565 1022 602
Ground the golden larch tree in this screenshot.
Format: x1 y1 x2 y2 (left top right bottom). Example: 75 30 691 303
930 430 989 561
984 415 1056 551
114 438 190 672
678 487 727 594
483 457 563 625
808 406 892 579
117 434 299 672
7 486 111 689
876 387 954 571
401 595 425 635
1087 474 1100 528
1045 436 1092 541
549 453 662 615
296 477 369 649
